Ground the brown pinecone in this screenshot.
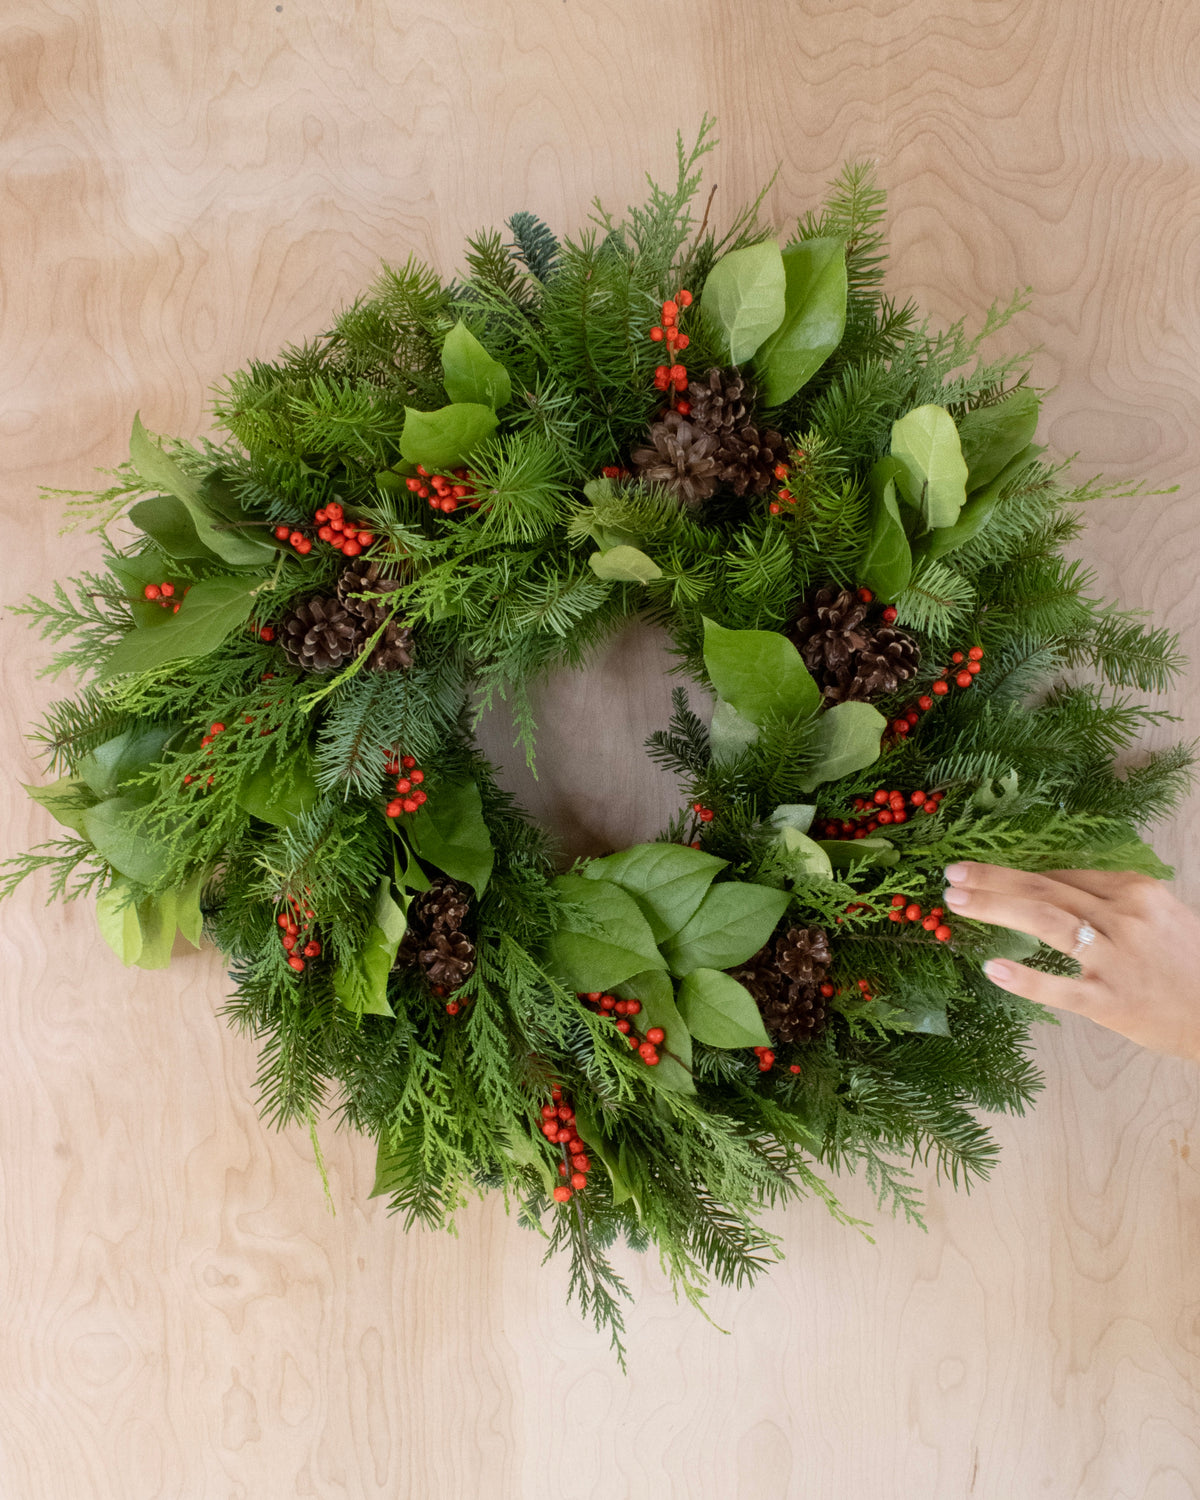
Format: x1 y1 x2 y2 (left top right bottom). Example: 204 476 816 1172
687 367 753 435
714 422 788 498
280 596 365 673
337 560 415 672
787 586 921 705
729 925 833 1046
396 877 476 994
629 409 720 508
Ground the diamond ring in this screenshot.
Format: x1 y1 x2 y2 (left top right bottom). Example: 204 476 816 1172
1069 921 1097 960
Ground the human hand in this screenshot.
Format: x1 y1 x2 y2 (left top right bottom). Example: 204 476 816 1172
942 862 1200 1064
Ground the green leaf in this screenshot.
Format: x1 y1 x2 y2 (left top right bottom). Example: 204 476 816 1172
134 887 179 969
699 240 787 365
100 575 261 681
580 842 728 944
335 880 407 1017
661 881 791 976
675 967 771 1049
754 237 848 406
768 803 817 834
925 443 1043 560
890 404 969 531
860 456 913 599
399 403 499 471
128 494 219 561
901 1001 951 1037
23 776 95 834
957 388 1040 492
236 745 319 828
82 796 173 885
503 1124 558 1196
441 321 512 409
129 415 276 566
709 698 760 764
78 726 174 798
544 875 668 992
777 825 834 879
614 969 695 1095
572 1105 637 1203
980 926 1041 962
797 701 886 792
588 545 662 584
702 617 820 726
401 778 494 897
175 867 206 948
815 837 900 869
96 879 143 965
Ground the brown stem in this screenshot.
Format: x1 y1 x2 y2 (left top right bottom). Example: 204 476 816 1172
696 183 718 243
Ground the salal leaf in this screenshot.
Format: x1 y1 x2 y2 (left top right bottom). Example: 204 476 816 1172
709 698 760 764
572 1105 637 1204
925 443 1043 560
675 967 771 1049
860 456 912 599
544 875 667 992
700 241 787 364
334 881 408 1017
128 494 220 560
79 726 174 798
890 404 969 530
581 842 727 944
768 803 817 834
23 776 95 834
503 1124 558 1196
134 887 179 969
615 969 695 1095
815 836 900 869
96 879 143 966
777 825 834 880
588 545 662 584
236 745 319 828
702 617 820 726
399 403 498 471
100 575 261 681
82 796 173 885
661 881 791 976
441 321 512 409
129 415 276 566
957 388 1040 492
754 237 848 406
796 701 886 792
401 778 494 897
175 867 206 948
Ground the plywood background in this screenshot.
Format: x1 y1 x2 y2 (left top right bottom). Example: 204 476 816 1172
2 2 1199 1496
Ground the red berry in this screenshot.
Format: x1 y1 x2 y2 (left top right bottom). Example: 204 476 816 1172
571 1154 589 1172
624 1000 641 1016
932 680 950 696
326 502 343 519
968 645 984 660
558 1161 568 1176
952 651 964 664
769 502 781 515
967 660 982 674
888 911 903 922
677 289 693 307
402 799 418 813
282 933 296 951
905 905 922 922
650 326 664 341
891 894 907 908
357 533 375 547
395 778 411 794
160 582 175 598
599 995 616 1011
318 526 334 541
676 334 690 351
401 756 416 769
556 1105 573 1121
556 1127 572 1143
857 587 873 603
922 915 939 931
287 956 305 972
553 1186 572 1203
918 695 934 711
934 924 952 942
877 811 893 824
646 1026 665 1045
615 1020 631 1034
662 300 679 321
874 790 890 806
910 790 927 805
892 719 910 734
541 1122 558 1140
571 1172 588 1190
820 982 834 997
304 940 321 957
882 606 898 623
789 1064 802 1075
259 626 275 642
676 399 691 415
892 809 907 823
385 800 403 817
143 584 161 600
446 1001 461 1015
409 769 424 784
955 671 973 688
541 1104 557 1120
342 541 361 556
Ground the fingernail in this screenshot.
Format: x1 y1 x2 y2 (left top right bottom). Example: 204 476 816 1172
983 960 1012 986
944 863 968 883
943 886 969 910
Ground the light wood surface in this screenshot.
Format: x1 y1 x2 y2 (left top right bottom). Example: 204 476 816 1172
2 2 1199 1495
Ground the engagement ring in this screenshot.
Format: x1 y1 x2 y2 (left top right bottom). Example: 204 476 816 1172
1069 921 1097 960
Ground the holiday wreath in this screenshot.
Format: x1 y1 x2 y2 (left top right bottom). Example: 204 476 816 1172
6 121 1190 1357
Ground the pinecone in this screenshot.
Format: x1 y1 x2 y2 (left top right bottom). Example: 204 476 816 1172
336 560 415 672
396 877 476 994
787 586 921 705
280 596 365 674
713 422 788 498
687 367 754 435
729 925 833 1046
629 409 720 508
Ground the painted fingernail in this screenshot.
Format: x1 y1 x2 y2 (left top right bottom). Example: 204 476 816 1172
983 960 1012 987
944 863 968 883
943 886 969 909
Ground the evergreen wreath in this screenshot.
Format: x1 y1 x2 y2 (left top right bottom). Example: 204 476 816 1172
7 119 1192 1361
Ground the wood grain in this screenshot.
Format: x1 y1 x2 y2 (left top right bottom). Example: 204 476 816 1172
2 2 1199 1495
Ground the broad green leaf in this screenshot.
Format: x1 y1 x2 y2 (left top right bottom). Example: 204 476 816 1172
23 776 95 834
335 879 408 1017
503 1124 558 1196
709 698 760 764
755 237 848 406
588 545 662 584
371 1135 413 1200
768 804 817 834
860 456 913 599
401 778 494 897
128 494 218 560
700 240 787 364
901 1001 952 1036
544 875 667 992
890 404 969 530
957 388 1040 492
78 726 174 798
399 403 498 471
980 926 1041 962
175 868 206 948
614 969 694 1093
702 617 820 726
572 1105 637 1204
236 745 319 828
675 967 772 1049
134 887 179 969
581 842 728 945
100 575 261 680
797 701 886 792
96 879 143 965
441 321 512 409
777 825 834 879
396 839 432 894
815 836 900 869
661 881 791 976
83 796 173 885
129 415 276 566
925 443 1043 560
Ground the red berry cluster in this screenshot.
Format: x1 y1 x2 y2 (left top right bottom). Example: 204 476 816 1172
816 785 945 840
273 502 376 558
540 1087 592 1203
250 623 276 642
649 289 693 411
765 458 802 515
143 580 184 613
753 1045 776 1072
884 643 984 741
404 465 480 515
600 464 631 480
182 719 228 789
887 893 952 942
578 992 665 1066
276 893 321 972
383 752 427 818
691 800 715 824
